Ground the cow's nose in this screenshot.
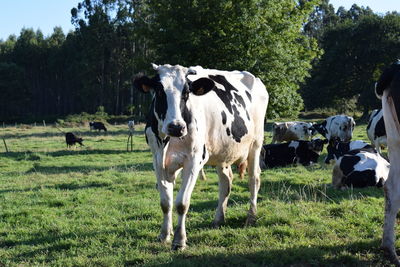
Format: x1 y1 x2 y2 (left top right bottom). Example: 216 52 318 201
167 123 186 137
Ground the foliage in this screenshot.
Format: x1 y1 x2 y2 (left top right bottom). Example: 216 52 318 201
301 5 400 115
145 0 321 118
0 122 394 266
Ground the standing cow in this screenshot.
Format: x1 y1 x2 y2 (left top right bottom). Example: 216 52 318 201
376 61 400 265
135 64 268 250
311 115 355 142
271 121 314 143
367 109 387 153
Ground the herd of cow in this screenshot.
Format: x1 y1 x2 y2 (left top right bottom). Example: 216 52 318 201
263 113 389 190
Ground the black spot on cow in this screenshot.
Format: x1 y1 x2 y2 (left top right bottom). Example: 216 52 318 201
155 88 167 121
226 127 231 136
202 145 206 160
375 116 386 138
367 110 381 131
342 169 378 188
221 111 227 125
233 92 246 108
246 91 252 102
145 99 162 146
231 105 248 143
209 75 238 114
339 155 361 176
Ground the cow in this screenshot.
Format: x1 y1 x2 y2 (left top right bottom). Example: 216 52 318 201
134 63 268 250
311 115 355 142
260 138 327 168
89 121 107 132
324 137 375 164
65 132 83 148
127 120 135 151
366 109 387 153
375 60 400 264
331 149 389 189
271 121 314 143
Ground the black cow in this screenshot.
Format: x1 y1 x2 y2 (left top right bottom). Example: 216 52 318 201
89 121 107 132
65 132 83 147
260 139 327 168
325 137 375 164
331 149 389 189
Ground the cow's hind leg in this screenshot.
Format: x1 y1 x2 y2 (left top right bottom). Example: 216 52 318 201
382 171 400 266
213 165 233 227
246 145 262 226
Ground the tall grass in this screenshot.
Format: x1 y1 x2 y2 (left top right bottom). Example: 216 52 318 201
0 122 394 266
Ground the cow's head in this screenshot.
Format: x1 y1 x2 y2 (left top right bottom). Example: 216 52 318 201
337 117 355 142
325 137 341 164
134 64 215 137
309 138 328 154
310 121 327 138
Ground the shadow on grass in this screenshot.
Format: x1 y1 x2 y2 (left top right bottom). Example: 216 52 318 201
24 162 154 174
137 239 389 266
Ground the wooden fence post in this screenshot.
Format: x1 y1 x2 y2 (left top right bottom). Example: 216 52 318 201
43 120 46 127
2 138 9 153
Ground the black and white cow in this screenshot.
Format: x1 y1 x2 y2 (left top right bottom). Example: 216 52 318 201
324 137 375 164
271 121 314 143
311 115 355 142
135 64 268 250
366 109 387 153
89 121 107 132
331 149 389 189
260 139 327 168
375 61 400 264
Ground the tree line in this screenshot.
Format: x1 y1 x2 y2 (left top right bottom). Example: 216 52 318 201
0 0 399 123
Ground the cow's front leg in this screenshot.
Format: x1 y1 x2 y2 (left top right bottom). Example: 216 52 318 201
213 165 233 227
158 178 174 243
382 171 400 266
172 160 202 250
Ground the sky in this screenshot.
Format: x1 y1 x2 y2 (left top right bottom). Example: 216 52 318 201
0 0 399 41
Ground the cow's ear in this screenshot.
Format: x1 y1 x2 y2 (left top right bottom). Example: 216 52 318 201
190 78 215 96
133 75 155 94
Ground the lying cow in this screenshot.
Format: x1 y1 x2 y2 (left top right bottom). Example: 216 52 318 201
312 115 355 142
89 121 107 132
331 149 389 189
135 64 268 250
325 137 375 164
65 132 83 148
367 109 386 153
271 121 314 143
375 60 400 264
260 138 327 168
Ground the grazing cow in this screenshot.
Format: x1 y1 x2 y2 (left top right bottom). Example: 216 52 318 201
271 121 314 143
331 149 389 189
325 137 375 164
89 121 107 132
135 64 268 250
311 115 355 142
260 138 327 168
65 132 83 148
375 61 400 264
367 109 387 153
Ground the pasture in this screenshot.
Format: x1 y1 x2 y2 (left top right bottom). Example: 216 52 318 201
0 122 395 266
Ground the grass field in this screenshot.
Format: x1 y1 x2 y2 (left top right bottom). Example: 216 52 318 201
0 121 396 266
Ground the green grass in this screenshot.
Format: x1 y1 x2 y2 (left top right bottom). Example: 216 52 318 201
0 122 395 266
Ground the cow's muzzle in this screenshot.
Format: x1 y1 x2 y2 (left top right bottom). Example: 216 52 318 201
167 123 186 137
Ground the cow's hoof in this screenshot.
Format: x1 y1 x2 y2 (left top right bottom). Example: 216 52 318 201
245 215 257 226
211 220 223 229
157 234 171 243
382 246 400 266
171 243 186 251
